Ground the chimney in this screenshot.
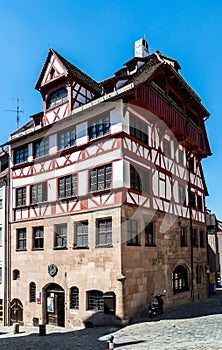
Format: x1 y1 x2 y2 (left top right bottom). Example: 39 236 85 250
134 38 149 58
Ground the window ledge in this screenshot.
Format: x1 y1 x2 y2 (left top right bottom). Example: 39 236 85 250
73 246 89 250
53 247 68 250
16 249 27 252
95 245 113 248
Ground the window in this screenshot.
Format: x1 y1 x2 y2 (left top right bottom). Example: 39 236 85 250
103 292 116 315
172 265 189 294
31 182 47 204
16 187 26 207
88 114 110 140
54 224 67 249
33 138 49 158
16 228 26 250
14 145 28 164
162 139 171 157
197 195 203 212
96 218 112 247
188 158 195 173
127 219 139 246
58 127 76 150
90 164 111 192
70 287 79 309
46 88 68 110
180 227 187 247
130 115 148 144
0 227 2 246
130 165 150 194
178 184 186 206
87 290 104 311
192 229 198 247
0 267 2 284
74 221 88 248
178 149 184 166
199 230 205 248
189 192 196 209
33 226 44 250
145 222 155 246
58 174 77 199
29 282 36 302
13 269 20 280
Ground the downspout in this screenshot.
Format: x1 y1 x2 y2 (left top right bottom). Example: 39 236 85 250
187 154 194 302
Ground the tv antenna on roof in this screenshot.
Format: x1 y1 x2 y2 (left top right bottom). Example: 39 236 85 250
5 98 24 129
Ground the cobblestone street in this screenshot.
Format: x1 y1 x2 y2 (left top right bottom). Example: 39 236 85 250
1 292 222 349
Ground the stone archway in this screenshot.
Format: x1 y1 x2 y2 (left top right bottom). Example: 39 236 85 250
10 298 23 325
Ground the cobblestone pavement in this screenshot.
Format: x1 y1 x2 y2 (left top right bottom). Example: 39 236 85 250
1 292 222 349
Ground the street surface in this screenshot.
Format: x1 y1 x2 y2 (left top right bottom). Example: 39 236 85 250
1 291 222 349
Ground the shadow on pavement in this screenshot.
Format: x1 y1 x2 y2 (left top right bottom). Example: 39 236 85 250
132 290 222 324
0 327 119 350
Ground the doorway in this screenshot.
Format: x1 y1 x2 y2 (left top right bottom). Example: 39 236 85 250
45 283 65 327
10 298 23 325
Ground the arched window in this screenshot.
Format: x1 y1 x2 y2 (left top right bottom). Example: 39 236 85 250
70 287 79 309
87 290 104 311
29 282 36 302
172 265 189 294
13 269 20 280
46 88 68 110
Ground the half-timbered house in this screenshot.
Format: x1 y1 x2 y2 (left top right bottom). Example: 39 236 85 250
9 39 211 327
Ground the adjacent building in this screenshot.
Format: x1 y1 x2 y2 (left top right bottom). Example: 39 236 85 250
0 149 9 325
8 39 211 327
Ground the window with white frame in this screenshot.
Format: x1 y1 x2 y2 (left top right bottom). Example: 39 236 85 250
178 184 186 206
130 165 150 194
16 228 26 250
130 115 148 144
31 182 47 204
145 222 155 246
33 138 49 158
14 145 28 164
54 224 67 249
127 219 139 246
96 218 112 247
58 127 76 150
58 174 77 199
88 114 110 140
46 88 68 110
16 187 26 207
32 226 44 250
74 221 88 248
90 164 111 192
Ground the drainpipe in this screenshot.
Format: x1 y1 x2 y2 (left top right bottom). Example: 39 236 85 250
187 155 194 302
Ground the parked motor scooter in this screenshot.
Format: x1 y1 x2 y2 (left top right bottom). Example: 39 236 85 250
148 294 164 318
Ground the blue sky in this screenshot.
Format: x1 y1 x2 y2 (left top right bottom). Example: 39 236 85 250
0 0 222 217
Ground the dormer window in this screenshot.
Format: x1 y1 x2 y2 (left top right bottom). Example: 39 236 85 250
46 88 68 110
106 85 114 94
129 64 136 73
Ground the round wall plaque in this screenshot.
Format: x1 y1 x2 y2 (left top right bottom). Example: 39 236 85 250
48 264 58 277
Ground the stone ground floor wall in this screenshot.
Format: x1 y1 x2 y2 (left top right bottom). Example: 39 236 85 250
10 207 124 327
120 205 208 322
9 205 208 327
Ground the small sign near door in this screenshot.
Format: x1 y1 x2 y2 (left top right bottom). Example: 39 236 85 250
47 297 54 313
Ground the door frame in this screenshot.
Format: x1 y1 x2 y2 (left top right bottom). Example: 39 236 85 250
43 283 65 327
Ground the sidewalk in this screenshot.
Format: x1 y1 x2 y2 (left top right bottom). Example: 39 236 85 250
0 292 222 349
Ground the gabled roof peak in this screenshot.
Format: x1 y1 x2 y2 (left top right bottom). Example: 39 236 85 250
35 48 101 94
